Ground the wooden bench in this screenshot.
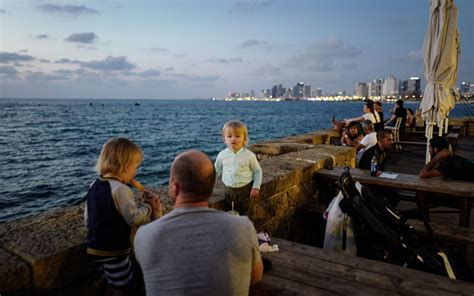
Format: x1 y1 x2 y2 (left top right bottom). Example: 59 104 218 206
315 167 474 227
447 132 460 148
450 125 461 134
411 220 474 246
251 238 474 295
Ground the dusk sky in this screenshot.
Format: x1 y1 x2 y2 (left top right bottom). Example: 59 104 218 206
1 0 473 99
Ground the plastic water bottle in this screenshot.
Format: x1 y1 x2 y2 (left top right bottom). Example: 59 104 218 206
370 155 378 176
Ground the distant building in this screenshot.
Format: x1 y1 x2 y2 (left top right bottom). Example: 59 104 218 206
406 77 421 97
382 75 399 96
304 85 311 98
250 89 255 98
316 88 323 97
460 81 470 94
355 82 369 98
293 82 304 99
261 89 271 98
368 79 383 97
272 85 278 98
229 92 240 99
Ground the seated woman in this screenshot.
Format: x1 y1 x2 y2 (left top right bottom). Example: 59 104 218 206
344 100 380 126
406 108 416 129
341 121 364 147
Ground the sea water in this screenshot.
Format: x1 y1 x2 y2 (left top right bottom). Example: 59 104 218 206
0 99 470 222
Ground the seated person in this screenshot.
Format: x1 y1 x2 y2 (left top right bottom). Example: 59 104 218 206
373 101 384 132
356 120 377 162
358 130 394 173
344 100 380 126
419 136 474 181
341 121 364 147
405 108 416 129
358 130 398 208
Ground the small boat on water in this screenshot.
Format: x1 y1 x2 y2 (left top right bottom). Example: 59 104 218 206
134 102 140 106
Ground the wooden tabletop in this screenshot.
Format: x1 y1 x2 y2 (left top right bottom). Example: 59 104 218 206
251 238 474 295
315 167 474 198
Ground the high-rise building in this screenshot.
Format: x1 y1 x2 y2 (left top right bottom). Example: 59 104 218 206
460 82 470 94
271 85 278 98
382 76 399 96
407 77 421 97
368 79 382 97
261 89 271 98
293 82 304 99
355 82 369 98
250 89 255 98
316 88 323 97
229 92 240 99
304 85 311 98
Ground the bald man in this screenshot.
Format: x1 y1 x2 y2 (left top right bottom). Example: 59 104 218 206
134 150 263 296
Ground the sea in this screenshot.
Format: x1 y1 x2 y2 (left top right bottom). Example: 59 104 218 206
0 98 471 223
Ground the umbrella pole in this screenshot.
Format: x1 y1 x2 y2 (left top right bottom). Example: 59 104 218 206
425 123 434 164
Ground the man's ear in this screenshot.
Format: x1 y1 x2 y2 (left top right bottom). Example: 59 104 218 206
169 181 179 199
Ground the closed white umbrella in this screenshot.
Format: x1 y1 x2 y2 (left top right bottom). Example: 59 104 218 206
421 0 460 163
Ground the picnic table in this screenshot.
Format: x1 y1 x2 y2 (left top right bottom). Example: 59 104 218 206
251 238 474 295
315 167 474 228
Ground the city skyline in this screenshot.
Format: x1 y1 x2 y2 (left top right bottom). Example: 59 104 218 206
1 0 473 99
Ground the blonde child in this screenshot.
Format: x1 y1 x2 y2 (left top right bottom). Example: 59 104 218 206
84 137 161 294
215 120 262 218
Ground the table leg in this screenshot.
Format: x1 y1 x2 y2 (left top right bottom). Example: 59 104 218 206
416 192 430 221
459 198 471 228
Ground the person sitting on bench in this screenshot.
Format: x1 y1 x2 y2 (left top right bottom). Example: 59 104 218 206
419 136 474 181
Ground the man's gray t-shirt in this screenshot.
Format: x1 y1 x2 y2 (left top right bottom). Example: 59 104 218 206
134 207 261 296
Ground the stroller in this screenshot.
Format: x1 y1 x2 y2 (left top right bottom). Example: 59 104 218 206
335 167 458 279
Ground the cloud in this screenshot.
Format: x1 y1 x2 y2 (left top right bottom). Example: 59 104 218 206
36 34 49 39
65 32 97 44
55 58 79 64
284 37 361 72
79 56 135 71
37 4 99 15
408 49 423 62
175 53 186 58
164 67 174 71
0 9 6 14
137 69 161 77
170 73 219 82
253 64 280 77
0 51 35 63
39 59 51 63
240 39 267 49
207 58 243 64
229 0 274 14
147 47 168 52
342 62 358 70
25 71 68 81
0 65 18 76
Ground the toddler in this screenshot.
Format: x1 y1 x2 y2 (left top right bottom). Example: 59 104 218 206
84 137 161 294
215 120 262 218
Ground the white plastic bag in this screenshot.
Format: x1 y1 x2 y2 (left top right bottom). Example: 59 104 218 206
323 191 357 255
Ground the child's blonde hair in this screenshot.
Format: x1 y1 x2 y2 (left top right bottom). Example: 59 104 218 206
222 120 249 145
96 138 143 176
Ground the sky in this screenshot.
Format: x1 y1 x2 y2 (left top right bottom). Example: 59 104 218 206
0 0 473 99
